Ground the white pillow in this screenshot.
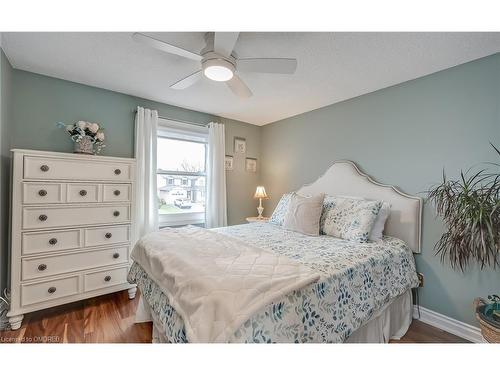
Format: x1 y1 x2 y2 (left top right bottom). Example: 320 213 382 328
369 202 391 241
283 193 325 236
326 195 391 241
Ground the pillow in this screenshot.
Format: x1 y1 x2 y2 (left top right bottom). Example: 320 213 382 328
269 192 292 226
335 196 391 241
283 193 325 236
369 202 391 241
320 196 382 242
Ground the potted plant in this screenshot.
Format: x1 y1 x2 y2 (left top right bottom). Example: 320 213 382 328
57 121 106 155
475 295 500 343
427 143 499 270
427 143 499 342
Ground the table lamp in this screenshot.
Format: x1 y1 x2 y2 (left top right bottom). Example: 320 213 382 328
254 186 269 219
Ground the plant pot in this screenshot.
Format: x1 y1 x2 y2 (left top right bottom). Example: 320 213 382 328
475 298 500 343
74 135 94 155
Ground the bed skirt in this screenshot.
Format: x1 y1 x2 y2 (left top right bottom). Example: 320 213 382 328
345 290 412 343
137 289 413 343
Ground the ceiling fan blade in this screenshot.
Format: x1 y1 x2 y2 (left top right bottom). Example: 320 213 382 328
170 70 203 90
132 33 202 61
226 74 252 98
237 58 297 74
213 32 240 57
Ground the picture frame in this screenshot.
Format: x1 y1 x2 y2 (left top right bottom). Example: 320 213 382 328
225 155 234 171
234 137 246 154
245 157 257 173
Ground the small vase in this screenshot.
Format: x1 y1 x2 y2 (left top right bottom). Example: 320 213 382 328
74 136 94 155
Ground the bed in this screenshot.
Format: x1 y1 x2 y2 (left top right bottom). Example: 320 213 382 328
128 160 422 343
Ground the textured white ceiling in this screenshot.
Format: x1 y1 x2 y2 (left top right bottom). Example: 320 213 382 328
3 32 500 125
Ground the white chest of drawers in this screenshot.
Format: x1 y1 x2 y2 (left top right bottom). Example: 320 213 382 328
7 149 137 330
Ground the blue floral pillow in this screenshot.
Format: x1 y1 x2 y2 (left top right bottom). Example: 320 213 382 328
269 193 292 226
320 196 382 242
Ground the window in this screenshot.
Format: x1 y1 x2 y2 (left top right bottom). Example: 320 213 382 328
157 119 208 227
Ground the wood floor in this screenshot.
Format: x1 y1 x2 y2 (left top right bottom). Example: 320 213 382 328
0 290 469 343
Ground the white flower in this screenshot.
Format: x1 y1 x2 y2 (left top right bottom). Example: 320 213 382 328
77 120 87 130
87 123 99 133
96 132 105 141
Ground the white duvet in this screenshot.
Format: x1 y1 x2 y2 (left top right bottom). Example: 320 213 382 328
130 226 320 343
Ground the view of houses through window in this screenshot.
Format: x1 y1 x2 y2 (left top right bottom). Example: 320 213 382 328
157 134 207 226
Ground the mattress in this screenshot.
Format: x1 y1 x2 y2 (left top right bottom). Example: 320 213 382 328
127 222 419 343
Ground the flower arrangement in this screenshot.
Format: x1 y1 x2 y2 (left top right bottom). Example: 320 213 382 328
57 120 106 154
0 289 10 330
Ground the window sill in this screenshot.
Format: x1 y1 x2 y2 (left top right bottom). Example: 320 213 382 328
158 212 205 227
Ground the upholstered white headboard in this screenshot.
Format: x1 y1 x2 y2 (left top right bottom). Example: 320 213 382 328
297 160 422 253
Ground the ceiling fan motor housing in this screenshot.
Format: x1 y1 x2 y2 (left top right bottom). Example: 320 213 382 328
201 52 236 81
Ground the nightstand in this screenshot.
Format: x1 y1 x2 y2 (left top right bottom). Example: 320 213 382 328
246 216 270 223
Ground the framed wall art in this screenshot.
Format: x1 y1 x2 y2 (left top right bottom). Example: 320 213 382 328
234 137 246 154
246 157 257 173
225 155 234 170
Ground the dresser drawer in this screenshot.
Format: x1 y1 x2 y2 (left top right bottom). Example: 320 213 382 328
84 225 130 247
22 204 131 230
23 183 64 204
67 183 99 203
103 184 131 202
24 156 131 181
22 246 129 281
21 275 79 306
84 266 129 292
22 229 81 255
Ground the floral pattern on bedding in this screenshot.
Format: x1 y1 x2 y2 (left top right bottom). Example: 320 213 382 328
127 223 419 343
268 193 292 226
320 196 382 242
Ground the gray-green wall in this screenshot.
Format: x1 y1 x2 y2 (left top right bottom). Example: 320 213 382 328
1 49 14 295
261 53 500 327
0 65 261 292
10 69 261 225
223 118 261 224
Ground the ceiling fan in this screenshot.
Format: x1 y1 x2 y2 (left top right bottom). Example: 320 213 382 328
132 32 298 98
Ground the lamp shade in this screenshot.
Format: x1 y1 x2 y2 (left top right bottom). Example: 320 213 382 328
254 186 268 199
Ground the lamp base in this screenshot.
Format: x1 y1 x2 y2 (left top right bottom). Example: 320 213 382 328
257 205 264 219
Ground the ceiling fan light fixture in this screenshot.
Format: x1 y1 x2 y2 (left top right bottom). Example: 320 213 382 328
202 59 234 82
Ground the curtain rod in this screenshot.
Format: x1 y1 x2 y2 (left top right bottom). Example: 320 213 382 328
134 110 209 128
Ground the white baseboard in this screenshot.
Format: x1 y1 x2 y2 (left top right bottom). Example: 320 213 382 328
413 305 483 343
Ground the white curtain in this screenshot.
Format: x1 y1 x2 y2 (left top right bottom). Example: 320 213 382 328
134 106 159 240
205 122 227 228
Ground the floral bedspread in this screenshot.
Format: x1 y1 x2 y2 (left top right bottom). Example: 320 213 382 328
127 222 419 343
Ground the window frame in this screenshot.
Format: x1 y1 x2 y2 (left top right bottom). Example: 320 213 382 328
156 119 208 227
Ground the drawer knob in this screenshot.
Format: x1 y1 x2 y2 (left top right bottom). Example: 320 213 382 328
113 190 121 196
38 189 47 197
79 189 87 196
38 264 47 271
104 275 112 282
114 169 121 175
40 165 50 172
47 287 57 294
39 214 48 221
105 232 112 239
113 253 120 259
48 238 58 245
113 211 120 217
